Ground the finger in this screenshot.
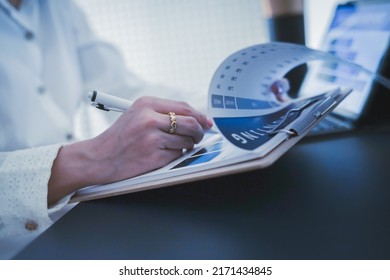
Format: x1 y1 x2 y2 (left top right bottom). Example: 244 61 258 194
149 111 204 144
134 96 213 129
163 114 205 144
175 115 205 143
159 133 196 150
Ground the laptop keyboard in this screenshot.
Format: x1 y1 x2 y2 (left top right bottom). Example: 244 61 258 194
309 115 352 136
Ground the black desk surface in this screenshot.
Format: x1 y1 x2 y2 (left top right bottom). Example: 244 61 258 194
16 128 390 259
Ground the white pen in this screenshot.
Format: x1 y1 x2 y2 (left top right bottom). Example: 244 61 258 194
88 90 134 112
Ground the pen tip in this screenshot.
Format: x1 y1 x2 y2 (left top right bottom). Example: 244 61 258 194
88 91 97 102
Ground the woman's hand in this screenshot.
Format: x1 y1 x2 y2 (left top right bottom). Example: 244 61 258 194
91 96 213 183
48 96 213 204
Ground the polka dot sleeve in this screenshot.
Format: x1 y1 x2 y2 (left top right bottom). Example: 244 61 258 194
0 144 63 238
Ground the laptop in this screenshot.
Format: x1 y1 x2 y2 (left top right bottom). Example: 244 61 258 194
299 0 390 136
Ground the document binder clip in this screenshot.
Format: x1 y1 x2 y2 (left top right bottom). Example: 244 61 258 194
267 88 346 137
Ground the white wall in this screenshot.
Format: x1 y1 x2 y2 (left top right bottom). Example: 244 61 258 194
75 0 267 97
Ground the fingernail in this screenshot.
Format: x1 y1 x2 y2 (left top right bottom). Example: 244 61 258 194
207 118 213 128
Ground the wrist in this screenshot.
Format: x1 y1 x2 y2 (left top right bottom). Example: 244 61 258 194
48 137 115 204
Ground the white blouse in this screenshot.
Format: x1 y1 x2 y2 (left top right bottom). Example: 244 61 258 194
0 0 185 257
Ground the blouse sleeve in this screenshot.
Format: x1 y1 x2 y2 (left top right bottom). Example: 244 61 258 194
0 144 67 239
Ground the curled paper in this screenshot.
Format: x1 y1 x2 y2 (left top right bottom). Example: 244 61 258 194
208 42 390 150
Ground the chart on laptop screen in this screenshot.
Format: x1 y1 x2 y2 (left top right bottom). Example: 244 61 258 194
300 1 390 120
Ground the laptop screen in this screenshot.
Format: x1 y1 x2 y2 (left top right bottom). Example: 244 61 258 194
299 0 390 120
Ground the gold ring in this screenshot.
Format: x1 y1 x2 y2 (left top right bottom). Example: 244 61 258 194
168 112 177 134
